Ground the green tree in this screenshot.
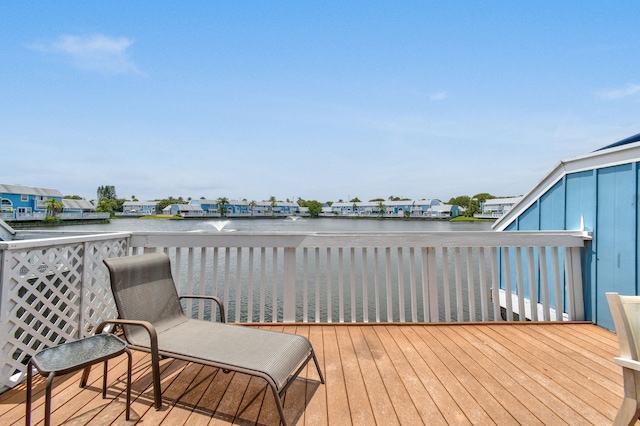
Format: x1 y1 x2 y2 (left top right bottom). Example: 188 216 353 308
249 200 257 216
306 200 323 218
96 198 118 215
268 196 277 216
349 197 361 203
217 197 229 217
472 193 495 203
64 195 83 200
44 198 63 218
97 185 117 201
465 199 481 217
447 195 471 208
377 201 385 217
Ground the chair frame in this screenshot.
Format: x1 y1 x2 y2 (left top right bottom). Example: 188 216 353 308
87 252 324 426
606 292 640 425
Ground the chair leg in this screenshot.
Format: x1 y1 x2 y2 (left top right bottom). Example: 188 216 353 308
102 360 108 398
25 362 33 426
270 384 288 426
312 350 325 384
80 365 91 388
125 348 132 420
614 368 640 426
44 372 56 426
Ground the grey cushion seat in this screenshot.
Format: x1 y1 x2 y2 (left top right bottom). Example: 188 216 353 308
98 252 324 426
131 319 313 390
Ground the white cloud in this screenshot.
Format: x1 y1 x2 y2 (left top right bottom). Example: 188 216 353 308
30 34 141 74
597 83 640 100
429 91 448 101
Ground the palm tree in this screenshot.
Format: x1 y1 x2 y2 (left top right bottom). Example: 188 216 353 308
217 197 229 217
44 198 63 219
377 201 385 218
249 200 257 216
268 196 277 217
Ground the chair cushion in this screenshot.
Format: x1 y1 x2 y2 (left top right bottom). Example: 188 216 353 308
142 320 312 390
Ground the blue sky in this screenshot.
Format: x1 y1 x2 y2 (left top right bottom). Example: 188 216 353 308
2 2 639 203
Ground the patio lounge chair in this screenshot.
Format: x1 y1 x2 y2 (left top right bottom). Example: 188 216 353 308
606 292 640 426
90 252 324 426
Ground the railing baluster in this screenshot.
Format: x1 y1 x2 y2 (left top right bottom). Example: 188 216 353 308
283 247 295 322
409 247 418 323
442 247 451 322
272 247 278 323
213 247 220 320
490 247 501 321
454 247 463 321
326 247 332 323
527 247 538 321
198 248 207 320
502 247 514 320
259 247 266 323
235 247 242 323
247 247 254 322
551 246 563 321
539 247 551 321
374 247 381 323
362 248 369 323
515 247 526 322
223 247 231 321
315 247 320 323
466 247 476 321
186 248 194 315
385 247 393 322
338 247 344 323
478 247 489 321
350 247 356 323
303 247 308 323
397 247 405 323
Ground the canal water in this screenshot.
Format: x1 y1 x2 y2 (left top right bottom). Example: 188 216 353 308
54 216 494 233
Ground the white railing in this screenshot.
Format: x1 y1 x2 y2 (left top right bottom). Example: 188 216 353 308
128 231 589 324
0 230 589 390
0 233 129 390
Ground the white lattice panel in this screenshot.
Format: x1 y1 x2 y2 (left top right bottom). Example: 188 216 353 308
0 235 129 390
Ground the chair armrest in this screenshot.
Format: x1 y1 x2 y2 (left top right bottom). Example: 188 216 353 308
93 319 162 409
179 295 226 323
615 357 640 371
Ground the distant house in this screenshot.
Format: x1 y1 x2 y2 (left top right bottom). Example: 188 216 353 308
329 199 447 217
0 184 63 221
477 197 524 218
122 201 158 215
0 184 106 221
162 204 204 216
429 204 459 218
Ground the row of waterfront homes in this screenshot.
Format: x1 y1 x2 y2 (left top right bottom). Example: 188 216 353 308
0 184 523 222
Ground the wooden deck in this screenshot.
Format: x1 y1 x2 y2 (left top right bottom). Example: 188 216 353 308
1 323 623 425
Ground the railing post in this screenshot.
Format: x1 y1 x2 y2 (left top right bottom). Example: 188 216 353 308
283 247 296 322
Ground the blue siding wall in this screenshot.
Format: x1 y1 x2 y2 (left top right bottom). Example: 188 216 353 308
510 163 640 329
595 164 637 329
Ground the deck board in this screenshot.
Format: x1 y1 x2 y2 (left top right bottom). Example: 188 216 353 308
3 323 623 425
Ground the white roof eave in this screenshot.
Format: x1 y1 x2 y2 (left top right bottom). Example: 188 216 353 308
493 141 640 231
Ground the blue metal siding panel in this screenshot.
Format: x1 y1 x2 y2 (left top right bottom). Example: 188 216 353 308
565 170 597 232
595 164 637 329
539 179 566 230
516 201 540 230
565 170 597 321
